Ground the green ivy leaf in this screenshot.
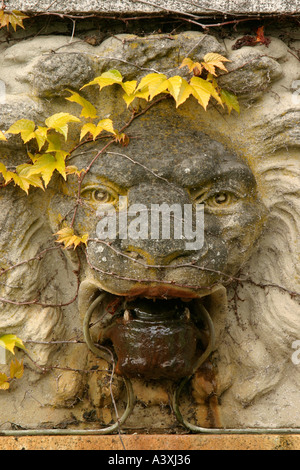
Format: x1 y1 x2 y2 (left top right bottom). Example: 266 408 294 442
220 89 240 114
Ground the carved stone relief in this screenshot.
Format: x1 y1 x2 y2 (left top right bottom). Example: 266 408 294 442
0 27 299 432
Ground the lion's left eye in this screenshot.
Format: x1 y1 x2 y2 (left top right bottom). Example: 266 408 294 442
205 192 236 208
191 188 238 208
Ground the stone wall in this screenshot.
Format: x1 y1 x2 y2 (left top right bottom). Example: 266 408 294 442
4 0 300 14
0 2 299 435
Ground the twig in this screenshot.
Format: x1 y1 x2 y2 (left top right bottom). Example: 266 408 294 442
130 0 201 19
0 246 61 277
0 250 81 308
70 139 116 228
69 18 76 44
69 95 171 228
178 0 232 15
43 0 59 12
23 350 110 375
86 239 300 298
176 15 256 29
106 151 186 196
109 361 126 450
46 49 162 74
25 339 84 345
119 95 170 132
288 49 300 62
85 249 221 292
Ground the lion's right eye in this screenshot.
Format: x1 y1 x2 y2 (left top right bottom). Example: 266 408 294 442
81 185 118 205
93 189 113 203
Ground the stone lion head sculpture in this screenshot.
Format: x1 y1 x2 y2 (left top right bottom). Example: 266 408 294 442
0 30 299 431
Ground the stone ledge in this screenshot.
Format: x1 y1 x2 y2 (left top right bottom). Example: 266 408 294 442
3 0 300 15
0 434 300 450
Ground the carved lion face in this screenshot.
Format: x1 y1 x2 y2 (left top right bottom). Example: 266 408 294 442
49 111 267 380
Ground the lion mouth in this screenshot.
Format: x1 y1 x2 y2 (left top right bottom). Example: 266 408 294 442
78 280 224 380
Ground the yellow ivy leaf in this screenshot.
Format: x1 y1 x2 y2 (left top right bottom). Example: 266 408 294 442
80 123 96 141
0 334 26 355
121 80 138 106
10 358 24 380
55 226 74 243
46 134 63 153
167 76 193 108
97 118 115 134
82 69 123 91
220 89 240 114
65 165 85 176
45 113 81 140
114 131 130 146
65 90 98 119
147 76 169 100
15 164 44 192
0 162 44 193
205 73 223 107
179 57 203 75
7 119 36 143
0 130 7 141
190 76 214 110
34 126 48 150
6 121 49 149
121 80 137 96
136 73 167 100
55 226 89 249
54 152 67 180
0 162 12 182
123 73 169 106
0 10 10 29
202 53 230 76
123 88 150 107
0 10 29 31
122 93 136 107
80 119 115 141
26 153 66 187
136 73 166 91
0 162 20 186
73 233 89 249
0 373 9 390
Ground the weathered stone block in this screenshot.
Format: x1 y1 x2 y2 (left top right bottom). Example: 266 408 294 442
4 0 300 14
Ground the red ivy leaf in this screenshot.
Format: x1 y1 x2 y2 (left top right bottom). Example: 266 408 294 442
255 26 271 47
232 27 271 50
232 35 257 50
